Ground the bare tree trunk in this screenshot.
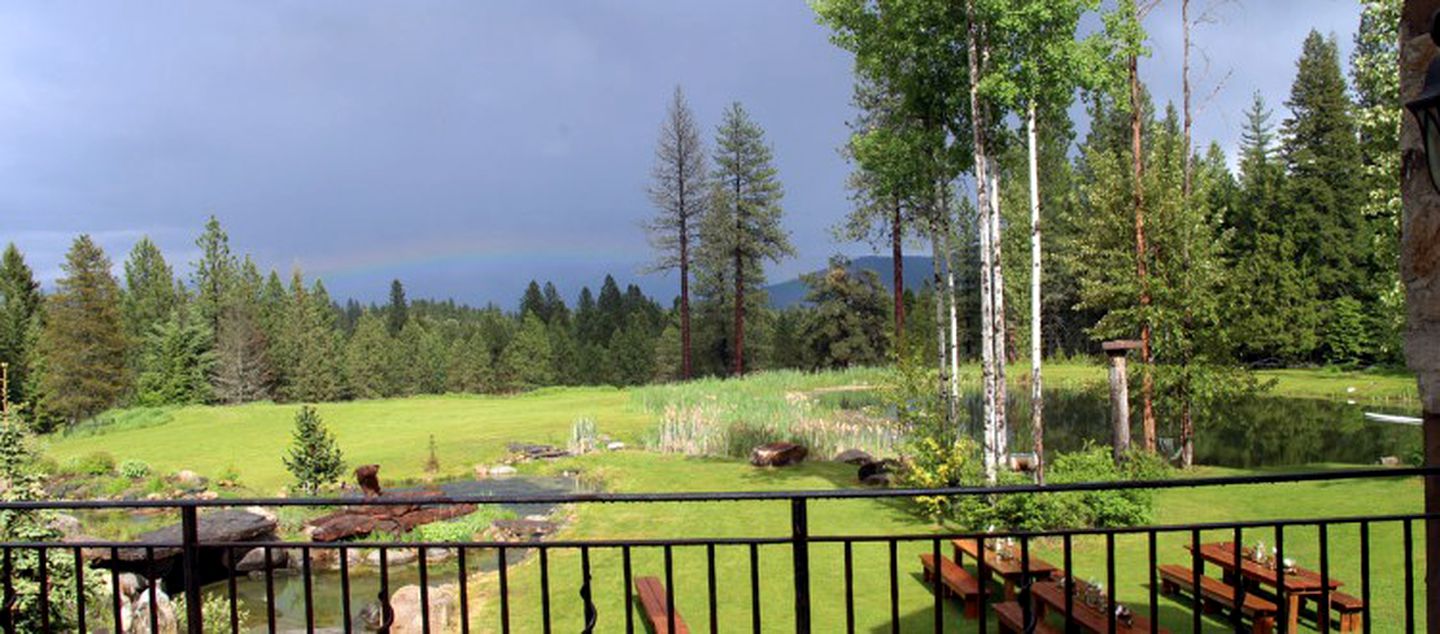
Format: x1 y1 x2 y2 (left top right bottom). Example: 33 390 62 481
1178 0 1195 468
1129 51 1157 454
731 168 745 376
892 200 905 354
943 213 962 429
1026 103 1045 483
1399 3 1440 626
931 224 953 426
976 165 998 482
680 228 692 381
988 162 1009 463
966 0 1001 480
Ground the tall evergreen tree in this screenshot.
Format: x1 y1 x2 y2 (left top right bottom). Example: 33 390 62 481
344 312 399 399
286 277 344 402
799 257 890 370
134 302 214 406
703 102 792 376
520 280 548 323
191 216 237 337
35 236 128 424
387 279 408 336
0 245 42 407
445 330 495 393
121 238 179 373
499 314 554 390
212 303 273 404
645 86 709 380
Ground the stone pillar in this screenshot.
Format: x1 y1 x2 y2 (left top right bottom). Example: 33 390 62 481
1400 4 1440 629
1102 340 1141 463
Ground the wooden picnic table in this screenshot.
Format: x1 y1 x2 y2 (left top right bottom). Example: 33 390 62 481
952 538 1058 599
1029 579 1167 634
1188 541 1341 633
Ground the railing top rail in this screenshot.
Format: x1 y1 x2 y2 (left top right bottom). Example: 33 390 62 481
9 465 1437 510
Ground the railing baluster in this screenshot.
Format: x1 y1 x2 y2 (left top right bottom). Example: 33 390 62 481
1147 530 1158 634
303 547 316 634
1190 529 1201 634
706 543 718 634
1233 528 1245 634
1276 525 1286 634
664 545 676 634
976 534 987 634
180 506 202 634
931 538 942 634
1 547 12 634
147 546 159 634
228 546 240 634
498 546 510 634
1062 534 1073 634
1024 535 1037 634
378 547 390 634
457 546 469 634
1403 519 1415 633
1358 522 1370 634
580 546 595 634
109 549 123 634
886 539 898 634
418 547 431 634
340 546 352 634
790 498 811 634
1105 533 1115 634
621 545 633 634
72 546 85 634
750 543 762 634
1319 523 1330 634
843 541 855 634
263 546 276 633
540 546 552 634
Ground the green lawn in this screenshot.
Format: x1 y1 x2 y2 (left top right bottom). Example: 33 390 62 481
44 388 650 494
476 453 1427 633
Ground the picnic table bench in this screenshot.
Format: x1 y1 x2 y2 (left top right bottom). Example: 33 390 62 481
1029 579 1166 634
951 538 1058 599
995 601 1061 634
634 576 689 634
919 553 982 618
1188 541 1344 633
1157 564 1278 634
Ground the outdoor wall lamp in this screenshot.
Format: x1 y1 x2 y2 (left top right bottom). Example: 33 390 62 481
1406 10 1440 193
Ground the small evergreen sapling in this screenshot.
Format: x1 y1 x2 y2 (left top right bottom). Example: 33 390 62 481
424 434 440 477
283 405 344 495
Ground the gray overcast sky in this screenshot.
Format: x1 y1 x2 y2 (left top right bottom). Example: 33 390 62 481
3 1 1365 307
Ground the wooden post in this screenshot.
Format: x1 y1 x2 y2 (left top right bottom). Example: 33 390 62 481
1102 341 1141 463
1400 3 1440 629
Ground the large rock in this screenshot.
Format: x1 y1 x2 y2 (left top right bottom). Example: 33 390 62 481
93 509 278 593
750 442 807 467
388 585 458 634
832 448 874 465
858 459 900 487
235 547 290 572
490 518 556 541
124 587 178 634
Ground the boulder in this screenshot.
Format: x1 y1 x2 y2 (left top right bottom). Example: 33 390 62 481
750 442 807 467
49 513 82 538
173 470 206 490
832 448 874 465
235 547 289 572
367 548 418 567
490 518 557 541
356 464 384 497
309 512 379 543
858 459 900 487
606 441 626 451
126 587 178 634
488 465 518 477
388 584 458 634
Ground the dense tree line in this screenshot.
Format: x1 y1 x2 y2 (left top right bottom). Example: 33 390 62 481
0 218 677 430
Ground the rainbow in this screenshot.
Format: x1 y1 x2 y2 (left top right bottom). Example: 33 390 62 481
296 233 646 282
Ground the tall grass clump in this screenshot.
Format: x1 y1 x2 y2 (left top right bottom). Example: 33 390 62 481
569 417 599 454
636 368 903 459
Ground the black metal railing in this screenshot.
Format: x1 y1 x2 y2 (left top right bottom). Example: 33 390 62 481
0 467 1435 633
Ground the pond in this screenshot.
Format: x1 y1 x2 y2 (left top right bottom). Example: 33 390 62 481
819 388 1423 468
220 474 583 631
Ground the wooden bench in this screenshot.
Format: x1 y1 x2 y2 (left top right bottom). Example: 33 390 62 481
920 553 982 619
1158 565 1277 634
995 601 1060 634
1307 591 1364 632
634 576 689 634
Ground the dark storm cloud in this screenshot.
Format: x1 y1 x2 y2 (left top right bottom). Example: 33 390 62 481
1 1 1362 307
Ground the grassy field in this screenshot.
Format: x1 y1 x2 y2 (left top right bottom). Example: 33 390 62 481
43 364 1419 494
473 453 1428 633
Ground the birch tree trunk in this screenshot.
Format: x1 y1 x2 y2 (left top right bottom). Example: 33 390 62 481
976 167 998 482
988 163 1009 463
1178 0 1195 468
1026 103 1045 482
931 222 953 427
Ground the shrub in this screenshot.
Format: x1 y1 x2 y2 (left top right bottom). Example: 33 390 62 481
118 459 152 480
569 418 599 455
410 506 518 542
68 452 115 476
176 592 249 632
283 406 345 496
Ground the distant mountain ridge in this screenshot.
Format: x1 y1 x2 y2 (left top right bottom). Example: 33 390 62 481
765 255 934 308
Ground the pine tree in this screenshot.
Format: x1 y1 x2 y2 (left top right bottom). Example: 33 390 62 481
542 282 570 325
344 312 398 399
520 281 548 323
703 102 793 376
499 314 555 390
595 275 625 343
799 257 890 369
606 313 657 386
445 331 495 393
282 405 345 495
259 271 293 393
1281 31 1370 305
387 279 408 336
36 236 128 424
287 277 344 402
645 86 709 380
134 302 215 406
0 245 42 408
191 216 237 337
120 237 179 379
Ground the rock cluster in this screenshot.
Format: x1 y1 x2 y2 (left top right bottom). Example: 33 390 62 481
750 442 808 467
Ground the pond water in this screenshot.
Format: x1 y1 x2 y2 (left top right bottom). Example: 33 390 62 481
935 390 1419 468
220 475 583 631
